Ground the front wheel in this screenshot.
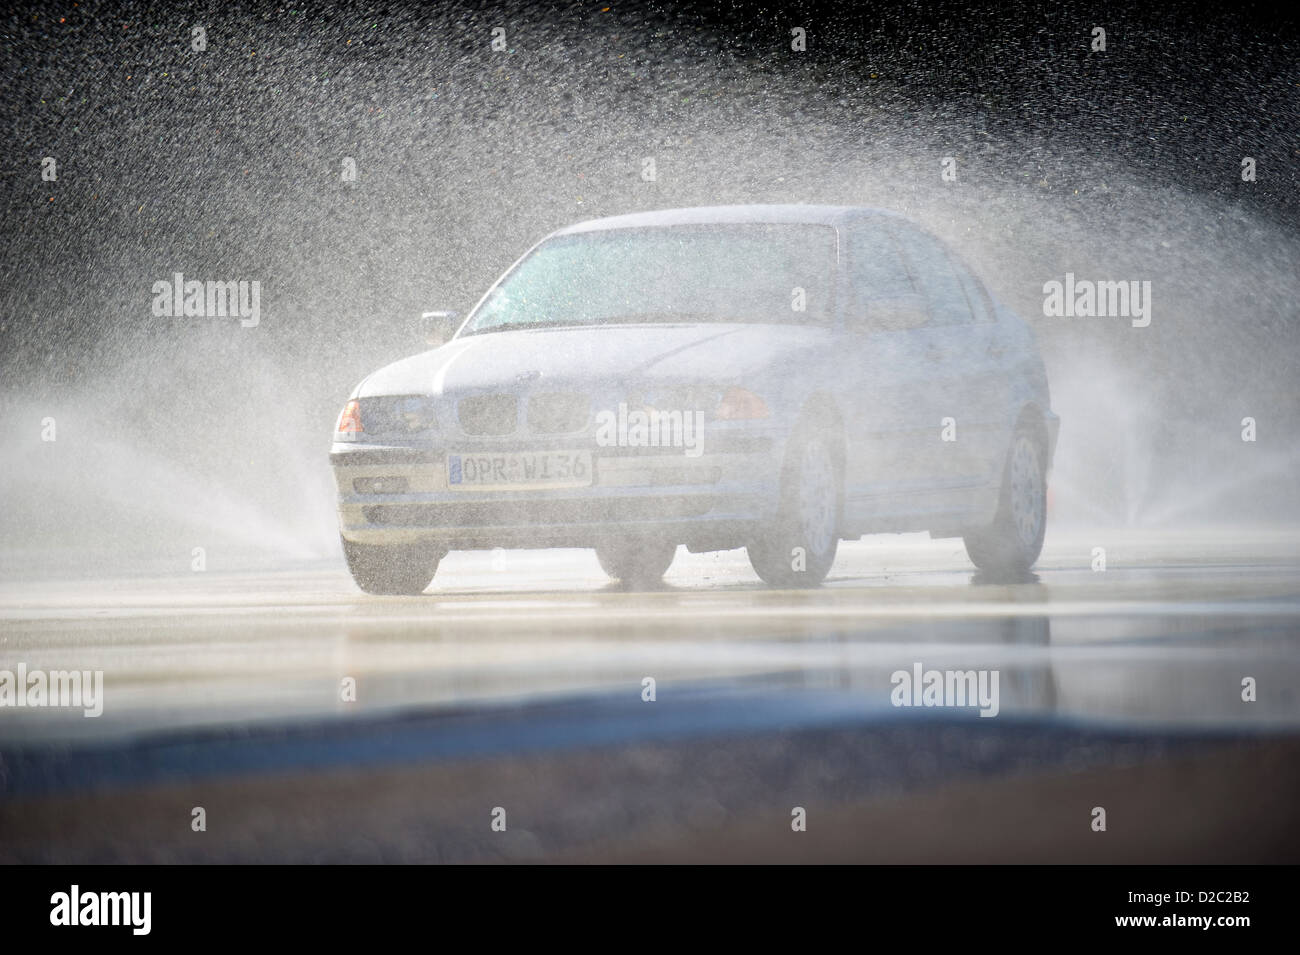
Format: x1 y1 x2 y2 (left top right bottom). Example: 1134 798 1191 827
342 537 445 595
963 429 1047 575
747 428 841 588
595 539 677 588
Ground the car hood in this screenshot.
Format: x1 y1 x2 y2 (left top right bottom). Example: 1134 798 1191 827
355 323 831 397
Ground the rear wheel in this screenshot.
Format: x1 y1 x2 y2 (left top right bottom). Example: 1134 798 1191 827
595 539 677 588
963 428 1046 575
747 427 841 588
342 537 445 595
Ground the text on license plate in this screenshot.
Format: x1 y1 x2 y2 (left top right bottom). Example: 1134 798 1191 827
447 450 593 489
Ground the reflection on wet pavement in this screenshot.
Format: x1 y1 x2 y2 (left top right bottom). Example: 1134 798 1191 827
2 532 1297 745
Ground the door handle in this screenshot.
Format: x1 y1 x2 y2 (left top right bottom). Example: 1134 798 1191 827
986 343 1006 358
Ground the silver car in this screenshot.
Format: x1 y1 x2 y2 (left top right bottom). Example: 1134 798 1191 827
331 205 1059 593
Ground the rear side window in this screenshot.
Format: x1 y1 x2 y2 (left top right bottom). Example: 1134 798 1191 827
890 226 975 326
847 219 921 330
850 221 915 302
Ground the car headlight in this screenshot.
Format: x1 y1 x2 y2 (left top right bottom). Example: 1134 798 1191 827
335 396 440 441
335 400 363 440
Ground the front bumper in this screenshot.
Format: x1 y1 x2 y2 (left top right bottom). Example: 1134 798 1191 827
332 436 781 551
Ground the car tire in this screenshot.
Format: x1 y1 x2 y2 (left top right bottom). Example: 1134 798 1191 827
963 427 1047 575
595 539 677 588
342 536 445 595
747 425 842 588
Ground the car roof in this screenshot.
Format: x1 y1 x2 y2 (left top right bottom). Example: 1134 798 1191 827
552 204 902 236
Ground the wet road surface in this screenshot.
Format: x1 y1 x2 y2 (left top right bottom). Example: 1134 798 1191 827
1 528 1297 861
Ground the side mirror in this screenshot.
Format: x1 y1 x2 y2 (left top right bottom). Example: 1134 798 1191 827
863 294 929 332
417 310 460 346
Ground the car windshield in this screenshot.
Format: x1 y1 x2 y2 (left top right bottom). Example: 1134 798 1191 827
463 223 837 334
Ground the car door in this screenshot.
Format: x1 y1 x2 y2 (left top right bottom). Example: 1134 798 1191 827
839 216 944 524
946 252 1013 486
886 224 989 493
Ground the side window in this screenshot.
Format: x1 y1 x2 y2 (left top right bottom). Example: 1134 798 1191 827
847 219 924 331
890 227 975 326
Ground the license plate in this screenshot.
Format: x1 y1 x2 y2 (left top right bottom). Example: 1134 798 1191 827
447 450 593 490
